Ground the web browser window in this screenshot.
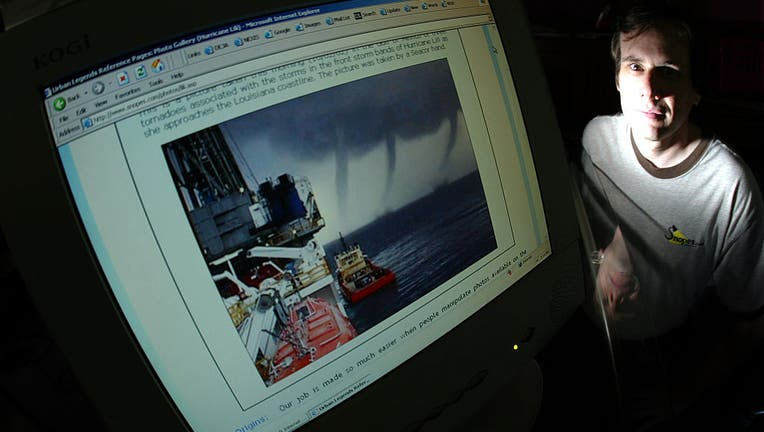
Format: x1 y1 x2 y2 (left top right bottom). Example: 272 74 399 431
45 1 551 430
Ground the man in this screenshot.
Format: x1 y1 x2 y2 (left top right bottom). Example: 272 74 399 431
578 1 764 428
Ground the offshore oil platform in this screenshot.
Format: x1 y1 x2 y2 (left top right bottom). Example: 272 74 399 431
163 126 356 385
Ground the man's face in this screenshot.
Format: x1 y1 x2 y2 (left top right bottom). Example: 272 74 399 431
616 24 699 144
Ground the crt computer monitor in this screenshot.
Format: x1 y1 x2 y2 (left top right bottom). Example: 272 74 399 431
0 1 584 430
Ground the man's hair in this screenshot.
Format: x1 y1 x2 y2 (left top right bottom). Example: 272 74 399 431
610 1 696 80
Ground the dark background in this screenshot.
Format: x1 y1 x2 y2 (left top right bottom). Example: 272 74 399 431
1 0 762 430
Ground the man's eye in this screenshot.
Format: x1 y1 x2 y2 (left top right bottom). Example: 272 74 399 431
658 67 681 78
628 63 643 72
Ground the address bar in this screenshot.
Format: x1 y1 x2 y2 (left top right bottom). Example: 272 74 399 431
87 81 199 128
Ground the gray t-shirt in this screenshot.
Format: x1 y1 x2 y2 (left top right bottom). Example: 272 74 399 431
580 114 764 338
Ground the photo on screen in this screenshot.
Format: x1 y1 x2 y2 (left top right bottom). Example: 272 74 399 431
161 59 497 386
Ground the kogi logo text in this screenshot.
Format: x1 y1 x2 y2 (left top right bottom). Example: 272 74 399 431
33 35 91 70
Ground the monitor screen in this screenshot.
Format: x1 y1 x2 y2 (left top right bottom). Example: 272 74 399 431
0 1 583 430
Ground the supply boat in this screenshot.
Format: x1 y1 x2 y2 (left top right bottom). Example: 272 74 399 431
334 234 396 303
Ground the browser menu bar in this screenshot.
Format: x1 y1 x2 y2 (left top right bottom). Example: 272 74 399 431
46 0 491 143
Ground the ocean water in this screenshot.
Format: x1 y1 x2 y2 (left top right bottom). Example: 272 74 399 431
323 170 496 333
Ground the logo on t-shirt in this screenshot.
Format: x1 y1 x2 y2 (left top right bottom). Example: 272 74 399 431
664 225 704 247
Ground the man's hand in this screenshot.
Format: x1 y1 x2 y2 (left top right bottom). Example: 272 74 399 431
595 227 641 320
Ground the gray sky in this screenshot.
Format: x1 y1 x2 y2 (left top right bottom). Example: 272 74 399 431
219 60 479 244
